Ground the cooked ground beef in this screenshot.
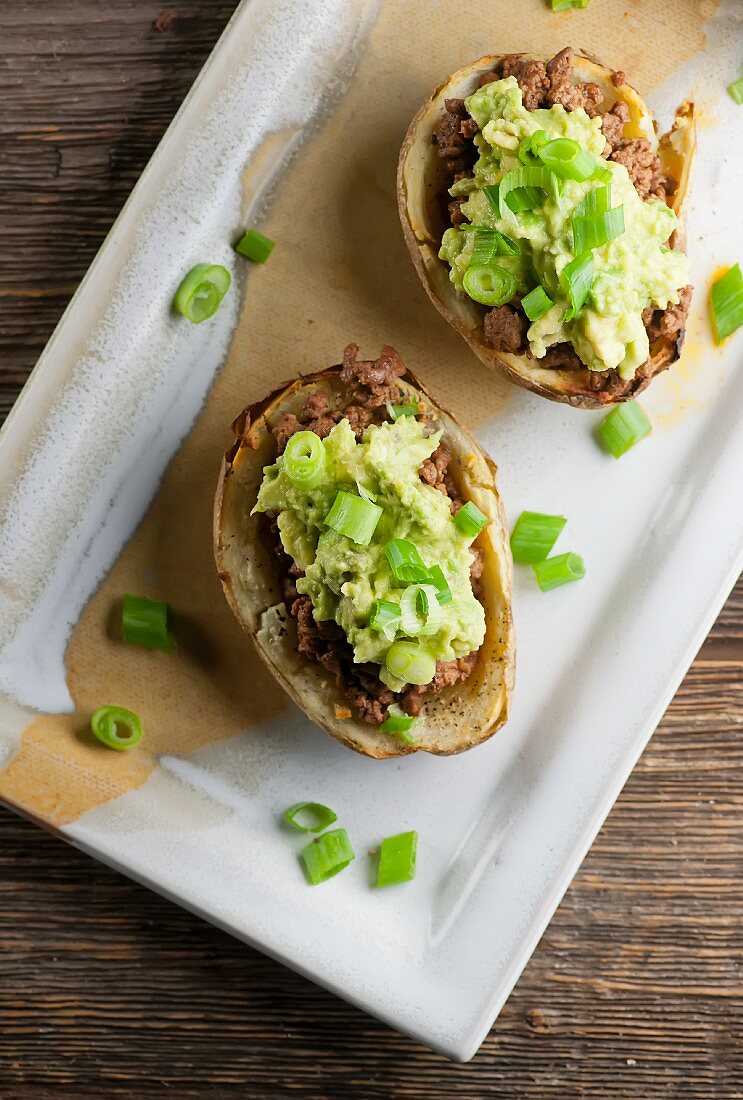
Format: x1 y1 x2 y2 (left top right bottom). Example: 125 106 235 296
537 343 583 370
402 652 479 717
271 344 403 453
266 345 483 726
642 284 693 345
483 305 528 353
432 46 684 377
610 138 666 201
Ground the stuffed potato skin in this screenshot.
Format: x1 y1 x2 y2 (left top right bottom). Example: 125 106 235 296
397 52 695 409
214 358 514 759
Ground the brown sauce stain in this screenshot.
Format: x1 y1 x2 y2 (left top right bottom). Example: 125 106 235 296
0 0 716 826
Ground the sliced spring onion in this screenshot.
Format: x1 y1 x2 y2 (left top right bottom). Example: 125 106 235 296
505 186 545 213
454 500 489 538
122 594 173 652
592 163 613 183
324 490 382 545
470 227 520 265
384 539 429 584
532 553 585 592
388 402 420 420
521 285 554 322
575 183 611 217
728 78 743 105
537 137 597 182
595 400 652 458
560 251 594 321
462 264 517 307
90 706 143 752
173 263 231 324
710 263 743 343
572 205 625 254
551 0 590 10
377 830 418 888
356 481 377 503
300 828 354 885
283 430 327 489
510 511 567 563
498 165 560 219
385 641 436 686
425 564 452 606
400 583 443 638
283 802 337 833
235 228 275 263
369 599 401 641
379 705 418 742
518 129 548 165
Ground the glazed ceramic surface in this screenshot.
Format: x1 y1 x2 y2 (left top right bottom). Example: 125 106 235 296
0 0 741 1061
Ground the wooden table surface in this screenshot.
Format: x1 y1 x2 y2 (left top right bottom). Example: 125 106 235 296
1 4 741 1096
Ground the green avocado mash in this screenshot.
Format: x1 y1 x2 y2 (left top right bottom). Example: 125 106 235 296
253 416 485 686
439 77 689 379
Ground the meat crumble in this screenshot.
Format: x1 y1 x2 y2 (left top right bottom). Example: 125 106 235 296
265 345 484 726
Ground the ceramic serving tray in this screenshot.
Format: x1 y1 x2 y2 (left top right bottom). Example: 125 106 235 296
1 0 741 1062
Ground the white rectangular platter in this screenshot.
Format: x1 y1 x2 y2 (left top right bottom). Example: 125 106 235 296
0 0 741 1061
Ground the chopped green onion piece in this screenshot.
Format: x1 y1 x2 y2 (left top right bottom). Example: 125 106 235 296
470 227 520 265
575 183 611 218
356 481 377 503
379 705 418 742
283 430 327 490
592 163 613 183
498 165 560 219
560 251 594 321
454 500 489 538
300 828 354 885
369 599 401 641
400 584 443 638
388 402 420 420
385 641 436 686
510 511 567 563
462 264 517 307
710 263 743 343
283 802 337 833
122 594 173 651
521 285 554 322
384 539 429 584
425 564 452 605
377 830 418 887
324 490 382 545
173 263 231 324
572 205 625 254
595 400 652 458
517 129 548 165
483 183 501 216
90 706 143 752
532 553 585 592
551 0 590 10
505 186 545 213
727 78 743 105
537 137 597 182
235 228 275 263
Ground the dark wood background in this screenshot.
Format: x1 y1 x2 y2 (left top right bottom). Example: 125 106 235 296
1 4 741 1096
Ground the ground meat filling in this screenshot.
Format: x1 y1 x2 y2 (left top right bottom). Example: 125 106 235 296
266 345 483 725
432 46 686 376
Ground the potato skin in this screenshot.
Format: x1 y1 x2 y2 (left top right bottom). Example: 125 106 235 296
214 361 515 759
397 53 695 409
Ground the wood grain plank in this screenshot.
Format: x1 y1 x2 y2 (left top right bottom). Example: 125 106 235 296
0 3 741 1097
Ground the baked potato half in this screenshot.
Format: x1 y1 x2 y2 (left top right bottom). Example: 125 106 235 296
398 48 695 408
214 346 514 759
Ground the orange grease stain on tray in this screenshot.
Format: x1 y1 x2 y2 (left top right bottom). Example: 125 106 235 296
0 0 716 827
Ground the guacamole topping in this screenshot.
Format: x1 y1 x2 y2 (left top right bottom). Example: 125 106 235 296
253 416 485 685
439 77 689 379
